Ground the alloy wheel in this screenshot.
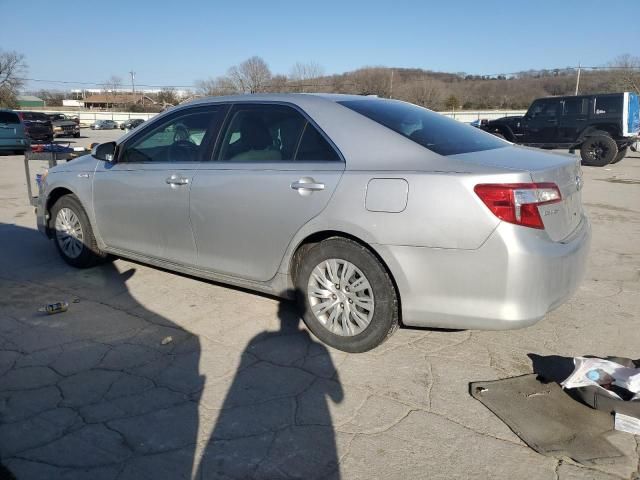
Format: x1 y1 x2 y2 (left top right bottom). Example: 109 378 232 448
307 259 374 336
55 207 84 259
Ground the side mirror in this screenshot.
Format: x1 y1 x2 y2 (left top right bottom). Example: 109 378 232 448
92 141 116 162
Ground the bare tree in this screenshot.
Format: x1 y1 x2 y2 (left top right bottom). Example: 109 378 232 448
227 56 272 94
156 88 179 106
289 61 324 92
0 50 28 108
102 75 123 107
352 67 390 97
195 76 237 96
102 75 123 93
608 54 640 93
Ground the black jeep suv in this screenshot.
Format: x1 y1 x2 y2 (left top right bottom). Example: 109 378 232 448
479 92 640 166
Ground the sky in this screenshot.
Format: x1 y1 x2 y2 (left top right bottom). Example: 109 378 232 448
1 0 638 91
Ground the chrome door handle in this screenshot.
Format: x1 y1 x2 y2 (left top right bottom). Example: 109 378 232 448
166 175 189 186
291 178 325 192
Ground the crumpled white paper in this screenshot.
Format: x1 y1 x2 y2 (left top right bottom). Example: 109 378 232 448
561 357 640 400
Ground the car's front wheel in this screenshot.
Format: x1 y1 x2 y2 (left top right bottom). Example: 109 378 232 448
51 194 108 268
295 237 399 352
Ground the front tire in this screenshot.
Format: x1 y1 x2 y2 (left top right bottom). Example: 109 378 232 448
51 194 108 268
294 237 399 353
580 135 618 166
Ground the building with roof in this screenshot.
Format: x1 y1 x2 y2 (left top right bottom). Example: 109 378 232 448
16 95 45 108
82 93 156 109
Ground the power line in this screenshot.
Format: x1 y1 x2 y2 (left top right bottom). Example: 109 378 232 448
16 64 640 91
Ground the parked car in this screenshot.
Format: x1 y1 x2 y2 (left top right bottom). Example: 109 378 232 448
478 92 640 166
47 113 81 138
120 118 145 130
90 120 119 130
0 109 29 154
17 111 54 143
35 94 590 352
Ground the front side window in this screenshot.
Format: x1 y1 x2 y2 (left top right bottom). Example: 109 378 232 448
528 99 560 118
121 107 222 163
339 99 506 156
217 105 306 162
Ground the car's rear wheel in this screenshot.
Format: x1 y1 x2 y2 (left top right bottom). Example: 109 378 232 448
294 237 399 352
51 194 108 268
580 135 618 166
611 146 627 164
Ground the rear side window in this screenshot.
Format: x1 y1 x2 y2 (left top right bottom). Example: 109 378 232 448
563 98 588 116
296 123 341 161
339 99 505 156
0 112 20 124
595 96 622 115
217 105 306 162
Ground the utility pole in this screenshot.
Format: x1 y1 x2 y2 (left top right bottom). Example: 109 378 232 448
129 70 136 103
389 69 394 99
574 63 581 96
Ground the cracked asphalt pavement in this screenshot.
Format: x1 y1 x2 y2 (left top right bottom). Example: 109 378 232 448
0 132 639 479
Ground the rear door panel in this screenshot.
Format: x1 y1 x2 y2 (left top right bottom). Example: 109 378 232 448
190 162 344 281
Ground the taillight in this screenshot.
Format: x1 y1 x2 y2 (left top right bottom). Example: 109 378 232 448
474 183 562 229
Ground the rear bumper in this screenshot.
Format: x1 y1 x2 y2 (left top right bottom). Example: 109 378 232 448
375 216 591 330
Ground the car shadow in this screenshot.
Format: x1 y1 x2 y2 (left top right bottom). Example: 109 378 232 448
0 222 343 479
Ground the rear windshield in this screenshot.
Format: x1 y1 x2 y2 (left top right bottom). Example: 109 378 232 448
21 112 49 121
339 99 506 156
0 111 20 124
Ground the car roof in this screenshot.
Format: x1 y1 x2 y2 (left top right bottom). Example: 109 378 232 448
119 93 483 172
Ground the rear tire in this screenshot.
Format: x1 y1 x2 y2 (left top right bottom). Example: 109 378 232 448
580 134 618 166
611 146 627 164
50 194 108 268
294 237 399 353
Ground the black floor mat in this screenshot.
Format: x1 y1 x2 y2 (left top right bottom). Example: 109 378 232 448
470 374 624 465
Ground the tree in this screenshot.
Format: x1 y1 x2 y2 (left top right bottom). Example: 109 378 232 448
34 89 64 107
289 61 324 92
157 88 178 106
102 75 123 108
195 76 236 96
102 75 122 93
227 56 272 93
0 50 27 108
444 94 459 111
608 54 640 93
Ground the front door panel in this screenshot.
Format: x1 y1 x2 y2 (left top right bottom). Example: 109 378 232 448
93 162 199 264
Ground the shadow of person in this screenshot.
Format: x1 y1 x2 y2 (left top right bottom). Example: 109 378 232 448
196 295 344 479
0 223 202 480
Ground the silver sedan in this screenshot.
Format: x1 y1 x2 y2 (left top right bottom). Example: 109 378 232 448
36 94 591 352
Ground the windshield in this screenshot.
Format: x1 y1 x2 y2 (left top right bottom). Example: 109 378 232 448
339 99 506 156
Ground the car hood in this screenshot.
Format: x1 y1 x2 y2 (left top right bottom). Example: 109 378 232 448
52 120 77 127
50 154 99 173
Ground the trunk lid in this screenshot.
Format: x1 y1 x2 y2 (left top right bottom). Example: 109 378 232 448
451 145 584 241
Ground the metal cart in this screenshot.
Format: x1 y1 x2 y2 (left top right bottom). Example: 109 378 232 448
24 150 86 206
